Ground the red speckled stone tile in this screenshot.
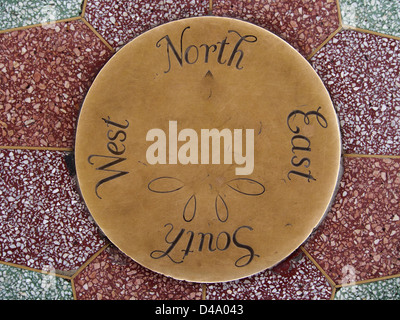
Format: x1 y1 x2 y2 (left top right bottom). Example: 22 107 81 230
310 30 400 155
0 20 112 148
0 149 106 271
85 0 210 50
212 0 340 57
304 157 400 285
73 245 203 300
206 250 333 300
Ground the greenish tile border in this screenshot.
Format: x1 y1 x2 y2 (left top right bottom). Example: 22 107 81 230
0 16 82 34
339 0 400 38
0 0 84 31
335 276 400 300
0 262 74 300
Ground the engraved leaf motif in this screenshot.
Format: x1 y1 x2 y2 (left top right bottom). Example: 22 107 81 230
183 194 196 222
215 194 229 223
148 176 184 193
148 176 265 223
226 178 265 196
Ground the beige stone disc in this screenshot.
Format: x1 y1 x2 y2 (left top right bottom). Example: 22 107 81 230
75 17 341 283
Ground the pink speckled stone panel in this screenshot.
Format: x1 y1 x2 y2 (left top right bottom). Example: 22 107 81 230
310 30 400 155
73 245 203 300
304 157 400 284
206 250 333 300
0 20 112 148
84 0 210 50
0 149 106 271
212 0 340 57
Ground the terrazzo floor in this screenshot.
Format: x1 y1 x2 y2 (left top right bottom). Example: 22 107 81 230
1 0 399 300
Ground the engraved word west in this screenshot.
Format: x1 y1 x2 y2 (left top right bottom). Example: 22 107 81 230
87 117 129 199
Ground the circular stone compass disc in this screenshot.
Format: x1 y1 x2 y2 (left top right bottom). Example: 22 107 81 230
75 17 341 283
